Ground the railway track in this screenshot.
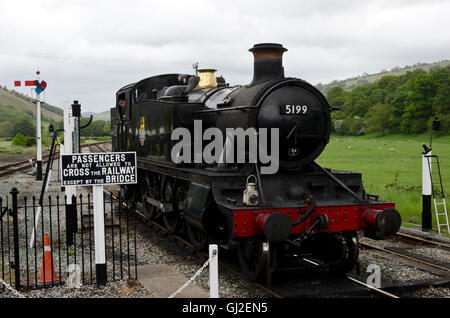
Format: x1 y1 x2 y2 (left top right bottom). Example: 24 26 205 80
360 232 450 277
0 141 111 178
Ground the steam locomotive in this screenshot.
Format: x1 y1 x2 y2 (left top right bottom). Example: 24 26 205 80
110 43 401 282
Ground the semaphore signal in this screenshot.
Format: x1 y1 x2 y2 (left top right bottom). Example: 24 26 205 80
14 71 48 180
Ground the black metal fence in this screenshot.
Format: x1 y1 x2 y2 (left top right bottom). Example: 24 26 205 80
0 188 137 292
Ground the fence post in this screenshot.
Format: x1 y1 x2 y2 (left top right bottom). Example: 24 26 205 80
10 187 20 290
66 195 77 246
209 244 218 298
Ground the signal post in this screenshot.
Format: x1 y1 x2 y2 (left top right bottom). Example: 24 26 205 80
33 71 47 180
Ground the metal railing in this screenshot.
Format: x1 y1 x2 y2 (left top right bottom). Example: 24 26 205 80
0 188 137 293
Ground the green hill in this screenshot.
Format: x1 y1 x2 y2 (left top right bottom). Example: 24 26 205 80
316 60 450 95
0 86 63 138
0 86 62 122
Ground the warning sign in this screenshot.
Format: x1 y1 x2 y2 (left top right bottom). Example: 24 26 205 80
61 152 137 186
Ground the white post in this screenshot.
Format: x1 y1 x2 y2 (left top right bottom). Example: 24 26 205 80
422 150 432 197
36 71 42 180
63 101 76 203
63 101 78 246
93 185 107 286
422 149 432 231
209 244 219 298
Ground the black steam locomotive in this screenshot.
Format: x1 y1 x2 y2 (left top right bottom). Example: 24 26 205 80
111 43 401 282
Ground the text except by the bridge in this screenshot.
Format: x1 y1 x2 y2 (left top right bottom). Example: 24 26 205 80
60 152 137 186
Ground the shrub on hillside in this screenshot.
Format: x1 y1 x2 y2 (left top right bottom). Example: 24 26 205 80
0 121 14 138
11 133 27 147
12 116 35 137
349 116 366 135
25 136 36 146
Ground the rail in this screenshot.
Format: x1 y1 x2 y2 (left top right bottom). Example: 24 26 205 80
0 141 111 178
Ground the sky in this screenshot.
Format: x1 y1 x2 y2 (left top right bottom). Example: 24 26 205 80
0 0 449 113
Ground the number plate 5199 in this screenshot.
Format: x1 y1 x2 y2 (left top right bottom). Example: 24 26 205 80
280 104 309 115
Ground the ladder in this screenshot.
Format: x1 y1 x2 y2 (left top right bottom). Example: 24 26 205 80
426 155 449 235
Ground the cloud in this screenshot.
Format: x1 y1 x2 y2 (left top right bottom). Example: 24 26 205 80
0 0 449 112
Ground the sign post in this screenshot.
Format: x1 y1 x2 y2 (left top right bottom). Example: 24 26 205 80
60 151 137 286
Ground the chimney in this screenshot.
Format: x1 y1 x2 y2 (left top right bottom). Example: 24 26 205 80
249 43 287 85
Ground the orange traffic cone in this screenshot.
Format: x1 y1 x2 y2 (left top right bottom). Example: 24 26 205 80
38 232 59 285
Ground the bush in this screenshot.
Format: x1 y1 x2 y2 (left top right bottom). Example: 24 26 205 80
334 119 345 135
0 121 14 138
348 116 366 135
12 116 35 137
11 133 27 147
25 136 36 146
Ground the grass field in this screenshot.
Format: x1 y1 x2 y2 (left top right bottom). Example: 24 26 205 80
316 134 450 230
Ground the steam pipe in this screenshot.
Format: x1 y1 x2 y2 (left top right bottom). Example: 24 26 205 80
292 197 317 227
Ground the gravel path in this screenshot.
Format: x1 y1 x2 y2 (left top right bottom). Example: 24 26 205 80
1 279 152 298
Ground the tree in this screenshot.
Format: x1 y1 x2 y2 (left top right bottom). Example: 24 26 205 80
389 89 408 131
326 86 347 109
0 121 14 138
433 83 450 115
12 116 35 137
323 66 449 136
366 103 391 136
377 75 400 91
401 74 436 133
